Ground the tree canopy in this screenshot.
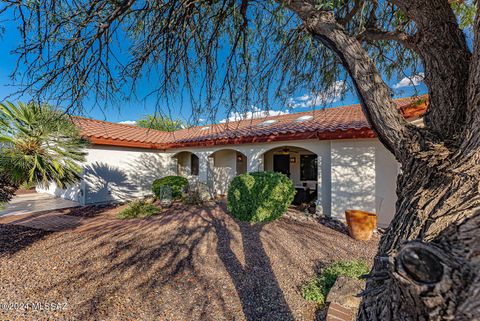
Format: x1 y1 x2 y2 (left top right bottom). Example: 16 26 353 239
136 115 184 131
1 0 473 124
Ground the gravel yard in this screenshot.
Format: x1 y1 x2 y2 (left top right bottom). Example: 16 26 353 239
0 203 378 320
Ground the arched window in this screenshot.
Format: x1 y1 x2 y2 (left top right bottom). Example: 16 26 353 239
191 154 199 176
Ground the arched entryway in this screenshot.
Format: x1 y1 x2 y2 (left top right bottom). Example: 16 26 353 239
263 146 318 205
208 149 247 195
172 151 200 178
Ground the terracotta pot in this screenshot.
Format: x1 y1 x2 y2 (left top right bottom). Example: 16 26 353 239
345 210 377 241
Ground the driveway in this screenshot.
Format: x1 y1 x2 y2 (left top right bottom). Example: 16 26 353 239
0 192 79 217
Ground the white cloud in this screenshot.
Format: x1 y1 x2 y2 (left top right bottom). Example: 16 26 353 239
220 106 289 123
118 120 137 125
393 73 425 89
287 81 346 109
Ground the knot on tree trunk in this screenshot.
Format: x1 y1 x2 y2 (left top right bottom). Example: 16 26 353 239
396 242 444 285
390 241 469 318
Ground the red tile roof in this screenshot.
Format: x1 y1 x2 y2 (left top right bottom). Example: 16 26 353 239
73 95 428 149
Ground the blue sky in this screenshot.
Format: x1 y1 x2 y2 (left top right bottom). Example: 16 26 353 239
0 15 427 126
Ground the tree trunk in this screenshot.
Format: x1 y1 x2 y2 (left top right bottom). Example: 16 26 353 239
280 1 480 319
392 0 471 141
358 156 480 320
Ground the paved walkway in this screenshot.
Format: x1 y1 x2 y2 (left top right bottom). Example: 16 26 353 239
0 209 88 231
0 193 79 217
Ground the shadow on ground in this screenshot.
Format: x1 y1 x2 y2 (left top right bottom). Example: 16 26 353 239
0 203 378 320
0 224 52 257
208 203 294 320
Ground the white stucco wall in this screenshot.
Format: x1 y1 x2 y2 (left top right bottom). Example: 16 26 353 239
166 140 332 216
330 139 398 227
43 145 171 205
374 141 399 227
81 145 172 204
42 137 398 226
36 182 83 203
211 149 237 195
175 152 191 176
331 140 376 218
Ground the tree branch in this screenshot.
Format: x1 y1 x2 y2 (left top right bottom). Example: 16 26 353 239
357 28 415 49
281 1 417 158
337 0 363 25
457 3 480 161
388 0 471 143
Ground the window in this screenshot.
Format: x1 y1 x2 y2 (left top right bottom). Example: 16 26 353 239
191 154 199 176
300 155 317 181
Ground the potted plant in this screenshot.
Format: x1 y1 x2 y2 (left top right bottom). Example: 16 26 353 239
345 210 377 241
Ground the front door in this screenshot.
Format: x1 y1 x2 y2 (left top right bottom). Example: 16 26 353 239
273 154 290 177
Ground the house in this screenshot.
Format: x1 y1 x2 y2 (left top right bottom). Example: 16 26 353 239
38 96 427 227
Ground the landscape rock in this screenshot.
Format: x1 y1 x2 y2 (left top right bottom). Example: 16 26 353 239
326 276 365 310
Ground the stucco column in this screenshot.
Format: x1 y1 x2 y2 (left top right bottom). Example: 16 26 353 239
246 150 264 172
169 156 178 176
316 154 324 216
197 152 210 183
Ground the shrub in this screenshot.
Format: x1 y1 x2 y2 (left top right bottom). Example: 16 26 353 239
182 189 203 205
118 200 160 219
227 171 296 223
182 182 212 206
0 172 18 205
301 260 370 305
0 102 87 188
152 176 188 200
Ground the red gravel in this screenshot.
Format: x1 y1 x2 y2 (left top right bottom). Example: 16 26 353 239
0 203 378 320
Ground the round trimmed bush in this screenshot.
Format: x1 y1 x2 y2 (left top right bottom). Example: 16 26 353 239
152 176 188 199
227 171 296 223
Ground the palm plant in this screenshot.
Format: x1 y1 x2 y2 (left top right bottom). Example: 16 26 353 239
0 171 17 205
0 102 87 191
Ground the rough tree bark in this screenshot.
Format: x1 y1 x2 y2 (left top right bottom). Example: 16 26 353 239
282 0 480 319
392 0 471 141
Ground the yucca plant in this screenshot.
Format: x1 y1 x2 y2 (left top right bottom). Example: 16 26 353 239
0 102 88 191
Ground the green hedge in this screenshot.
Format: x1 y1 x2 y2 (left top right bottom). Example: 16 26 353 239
152 176 188 199
227 171 296 223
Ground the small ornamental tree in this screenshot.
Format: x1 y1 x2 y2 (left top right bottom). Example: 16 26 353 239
0 102 87 190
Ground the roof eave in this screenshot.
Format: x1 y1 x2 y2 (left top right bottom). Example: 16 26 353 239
87 137 167 150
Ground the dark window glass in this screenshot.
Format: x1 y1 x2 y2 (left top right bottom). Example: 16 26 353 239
300 155 317 181
191 154 199 176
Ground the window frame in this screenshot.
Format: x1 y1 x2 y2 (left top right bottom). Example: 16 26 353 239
191 154 199 176
300 154 317 181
